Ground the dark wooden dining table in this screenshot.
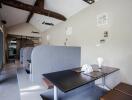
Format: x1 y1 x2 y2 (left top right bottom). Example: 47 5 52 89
43 65 119 100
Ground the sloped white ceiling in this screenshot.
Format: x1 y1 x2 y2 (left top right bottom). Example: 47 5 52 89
0 0 98 32
44 0 88 18
30 0 89 32
7 23 41 37
0 5 29 27
30 14 62 32
0 0 35 27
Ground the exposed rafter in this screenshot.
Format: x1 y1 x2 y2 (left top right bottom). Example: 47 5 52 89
1 0 66 21
26 12 34 23
26 0 45 23
0 0 2 8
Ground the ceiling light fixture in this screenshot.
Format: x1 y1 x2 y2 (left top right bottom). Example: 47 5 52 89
42 12 54 26
42 21 54 26
83 0 95 4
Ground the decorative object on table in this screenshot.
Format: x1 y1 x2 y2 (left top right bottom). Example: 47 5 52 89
81 64 93 74
97 57 104 69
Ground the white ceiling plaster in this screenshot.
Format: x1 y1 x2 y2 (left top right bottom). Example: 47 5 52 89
30 14 62 32
44 0 88 18
0 5 29 27
0 0 99 32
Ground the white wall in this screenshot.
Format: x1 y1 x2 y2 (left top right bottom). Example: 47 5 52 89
7 23 41 37
42 0 132 85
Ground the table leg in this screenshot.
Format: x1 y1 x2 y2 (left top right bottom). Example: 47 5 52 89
96 76 111 91
102 77 111 90
54 86 58 100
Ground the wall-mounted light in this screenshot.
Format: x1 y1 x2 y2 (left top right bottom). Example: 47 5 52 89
46 34 50 45
64 27 72 46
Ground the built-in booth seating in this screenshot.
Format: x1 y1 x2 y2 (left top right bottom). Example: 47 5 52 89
31 45 81 85
20 47 33 73
100 82 132 100
31 45 108 100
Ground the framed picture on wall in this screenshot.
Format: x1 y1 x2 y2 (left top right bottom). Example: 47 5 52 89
97 13 108 27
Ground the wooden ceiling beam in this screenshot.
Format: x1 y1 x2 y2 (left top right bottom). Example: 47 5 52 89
1 0 66 21
26 0 44 23
0 0 2 8
37 0 44 9
26 13 34 23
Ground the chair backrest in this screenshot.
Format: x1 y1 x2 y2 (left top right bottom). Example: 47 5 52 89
31 45 81 83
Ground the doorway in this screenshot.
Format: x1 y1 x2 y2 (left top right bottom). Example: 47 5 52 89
7 34 40 63
7 39 17 63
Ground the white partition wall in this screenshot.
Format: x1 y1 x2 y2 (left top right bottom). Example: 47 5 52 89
20 47 33 68
20 48 24 64
23 47 33 68
31 45 81 84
